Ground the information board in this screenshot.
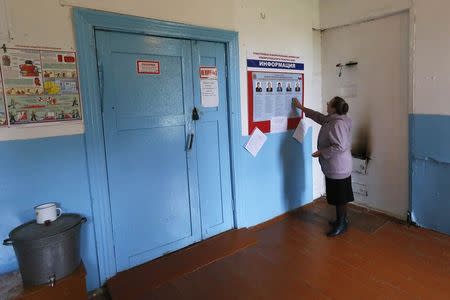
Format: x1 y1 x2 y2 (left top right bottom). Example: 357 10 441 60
247 51 304 134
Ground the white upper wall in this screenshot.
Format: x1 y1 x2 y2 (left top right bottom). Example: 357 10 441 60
1 0 321 136
320 0 411 29
320 0 450 116
413 0 450 115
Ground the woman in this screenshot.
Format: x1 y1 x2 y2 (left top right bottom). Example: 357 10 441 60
293 96 354 237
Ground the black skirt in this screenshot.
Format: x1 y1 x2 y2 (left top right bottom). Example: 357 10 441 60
325 176 354 205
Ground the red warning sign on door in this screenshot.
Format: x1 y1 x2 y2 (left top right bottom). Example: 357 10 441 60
200 67 218 79
137 60 160 75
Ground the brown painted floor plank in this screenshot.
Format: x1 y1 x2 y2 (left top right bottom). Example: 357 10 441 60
107 228 257 299
100 201 450 300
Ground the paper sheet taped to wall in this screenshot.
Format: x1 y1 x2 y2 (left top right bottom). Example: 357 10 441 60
245 127 267 157
270 116 287 133
292 119 308 143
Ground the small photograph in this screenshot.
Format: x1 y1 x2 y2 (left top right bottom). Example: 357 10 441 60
34 77 41 87
2 55 11 66
286 82 292 92
276 82 283 92
295 81 302 92
255 81 263 93
266 82 273 92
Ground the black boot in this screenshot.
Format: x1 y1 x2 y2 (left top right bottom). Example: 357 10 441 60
327 204 348 237
328 217 349 226
327 219 348 237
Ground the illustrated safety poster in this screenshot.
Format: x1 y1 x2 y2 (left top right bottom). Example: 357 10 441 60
247 51 304 134
0 68 6 125
0 48 82 125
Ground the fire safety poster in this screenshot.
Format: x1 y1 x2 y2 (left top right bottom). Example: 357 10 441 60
0 48 82 126
0 68 6 126
247 51 304 134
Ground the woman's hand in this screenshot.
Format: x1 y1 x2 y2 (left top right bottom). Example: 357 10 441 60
312 150 321 158
292 98 303 110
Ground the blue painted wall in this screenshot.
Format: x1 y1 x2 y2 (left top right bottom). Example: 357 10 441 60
238 130 313 227
410 114 450 235
0 135 100 290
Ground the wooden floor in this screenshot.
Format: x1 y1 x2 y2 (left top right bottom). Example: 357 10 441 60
100 200 450 300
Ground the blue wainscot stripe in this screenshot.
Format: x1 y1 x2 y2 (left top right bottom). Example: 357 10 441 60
410 114 450 235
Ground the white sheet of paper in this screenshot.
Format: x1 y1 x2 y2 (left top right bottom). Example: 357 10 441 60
245 128 267 157
270 117 288 133
200 79 219 107
293 119 308 143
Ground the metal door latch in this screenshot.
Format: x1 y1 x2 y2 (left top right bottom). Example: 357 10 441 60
192 107 199 121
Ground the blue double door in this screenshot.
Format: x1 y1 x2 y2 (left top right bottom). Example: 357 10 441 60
95 31 234 272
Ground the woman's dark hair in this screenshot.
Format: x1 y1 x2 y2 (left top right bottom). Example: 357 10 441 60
331 96 349 115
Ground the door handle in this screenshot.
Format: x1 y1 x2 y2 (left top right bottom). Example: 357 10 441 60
186 133 194 151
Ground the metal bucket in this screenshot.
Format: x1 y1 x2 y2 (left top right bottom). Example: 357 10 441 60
3 214 86 287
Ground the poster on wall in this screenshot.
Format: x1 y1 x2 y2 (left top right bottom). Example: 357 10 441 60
0 48 82 125
247 51 304 134
0 66 6 125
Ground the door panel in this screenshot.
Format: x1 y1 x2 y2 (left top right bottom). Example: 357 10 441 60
96 31 201 272
321 13 409 218
192 41 234 238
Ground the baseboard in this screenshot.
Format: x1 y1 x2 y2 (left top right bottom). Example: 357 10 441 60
348 201 407 224
250 197 325 231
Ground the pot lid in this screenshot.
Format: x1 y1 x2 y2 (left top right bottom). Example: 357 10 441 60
8 214 86 241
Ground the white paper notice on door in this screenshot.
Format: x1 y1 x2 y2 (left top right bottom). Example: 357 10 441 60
200 67 219 107
245 127 267 157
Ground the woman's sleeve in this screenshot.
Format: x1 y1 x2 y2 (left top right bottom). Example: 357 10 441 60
303 107 328 125
320 120 348 160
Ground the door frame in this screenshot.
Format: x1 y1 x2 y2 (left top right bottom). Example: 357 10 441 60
73 8 243 283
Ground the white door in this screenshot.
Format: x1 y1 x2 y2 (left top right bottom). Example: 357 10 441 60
321 12 409 219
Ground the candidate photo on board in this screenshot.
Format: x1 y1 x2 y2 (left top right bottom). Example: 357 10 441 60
295 81 301 92
286 82 292 92
256 81 262 92
266 82 273 92
276 82 283 92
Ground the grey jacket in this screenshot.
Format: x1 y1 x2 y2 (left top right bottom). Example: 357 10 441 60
305 109 353 180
